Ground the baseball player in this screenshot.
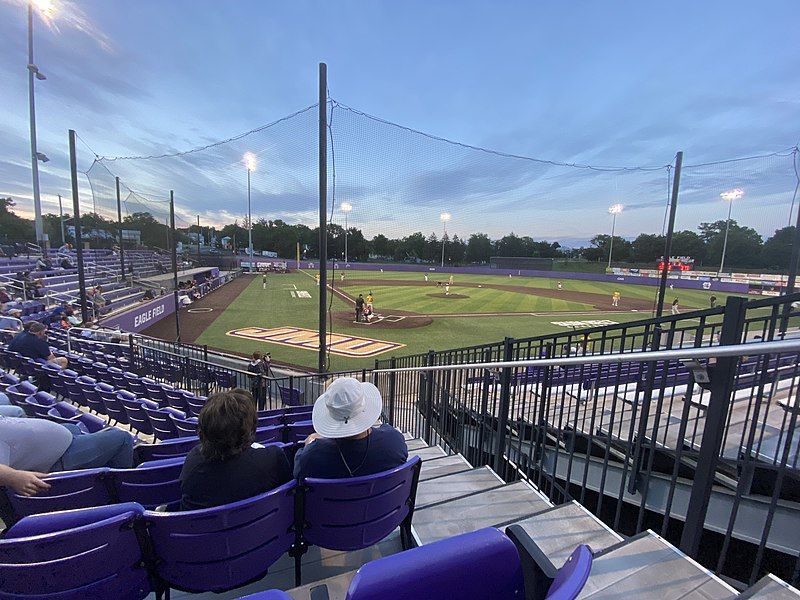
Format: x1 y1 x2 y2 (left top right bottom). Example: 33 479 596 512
612 291 621 307
424 273 429 282
262 273 267 290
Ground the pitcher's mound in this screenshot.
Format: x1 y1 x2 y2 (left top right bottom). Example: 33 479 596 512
332 309 432 329
426 293 470 299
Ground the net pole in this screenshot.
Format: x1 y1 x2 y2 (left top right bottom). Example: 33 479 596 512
318 62 328 373
780 181 800 334
656 151 683 318
115 177 125 280
196 215 201 264
68 130 89 324
169 191 181 342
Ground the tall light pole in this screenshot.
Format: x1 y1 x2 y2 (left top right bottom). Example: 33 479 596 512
58 193 65 245
243 152 257 273
440 212 451 267
28 0 54 248
607 204 623 269
718 188 744 276
341 201 352 264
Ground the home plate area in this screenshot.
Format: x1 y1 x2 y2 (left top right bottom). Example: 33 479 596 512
331 309 433 330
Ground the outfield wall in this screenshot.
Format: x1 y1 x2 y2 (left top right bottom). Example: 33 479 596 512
280 260 749 294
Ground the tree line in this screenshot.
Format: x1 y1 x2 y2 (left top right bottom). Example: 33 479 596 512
1 197 795 270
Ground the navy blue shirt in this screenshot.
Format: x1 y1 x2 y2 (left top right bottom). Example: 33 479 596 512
7 331 51 360
293 424 408 480
179 444 292 511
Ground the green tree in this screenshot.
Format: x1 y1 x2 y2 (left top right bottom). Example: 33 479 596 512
630 233 665 263
465 233 492 263
0 198 35 243
705 224 763 269
670 230 706 264
760 226 796 270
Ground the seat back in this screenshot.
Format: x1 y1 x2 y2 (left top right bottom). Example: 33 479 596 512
170 413 198 437
301 457 421 551
0 504 150 599
278 386 302 406
545 545 593 600
134 436 200 464
5 468 114 521
344 528 525 600
122 397 157 435
254 424 284 444
285 420 314 443
142 406 180 440
111 459 183 509
4 381 38 406
144 480 297 593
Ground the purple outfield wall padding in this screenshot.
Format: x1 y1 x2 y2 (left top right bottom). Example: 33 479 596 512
284 260 750 294
102 295 176 333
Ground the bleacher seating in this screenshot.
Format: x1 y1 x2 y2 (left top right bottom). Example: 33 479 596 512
1 332 799 599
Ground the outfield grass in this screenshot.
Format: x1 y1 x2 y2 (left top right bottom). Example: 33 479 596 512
193 269 748 372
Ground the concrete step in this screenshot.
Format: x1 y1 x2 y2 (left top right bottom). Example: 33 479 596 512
419 453 474 481
405 438 429 451
412 481 551 545
415 466 506 509
285 571 355 600
507 500 623 569
740 574 800 599
577 530 737 599
408 445 448 461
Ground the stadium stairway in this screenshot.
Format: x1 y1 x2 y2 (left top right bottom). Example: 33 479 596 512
165 434 799 599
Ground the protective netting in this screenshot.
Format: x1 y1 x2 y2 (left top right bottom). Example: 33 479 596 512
78 98 798 277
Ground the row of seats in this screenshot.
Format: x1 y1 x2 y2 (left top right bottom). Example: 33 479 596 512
0 457 422 597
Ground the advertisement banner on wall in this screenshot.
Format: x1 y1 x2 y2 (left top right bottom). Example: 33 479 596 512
102 295 176 333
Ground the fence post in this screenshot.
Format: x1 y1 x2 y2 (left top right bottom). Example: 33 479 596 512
388 357 397 426
679 296 747 557
423 350 435 443
128 334 136 371
493 337 515 478
202 345 210 396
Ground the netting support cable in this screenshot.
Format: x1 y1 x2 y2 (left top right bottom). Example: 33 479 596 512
318 62 328 373
655 151 684 319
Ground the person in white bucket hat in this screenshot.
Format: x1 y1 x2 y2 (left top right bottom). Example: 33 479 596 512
293 377 408 480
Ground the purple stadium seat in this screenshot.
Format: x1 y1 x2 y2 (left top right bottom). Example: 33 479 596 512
0 503 150 599
51 368 77 399
185 394 207 417
134 436 200 464
285 420 314 443
543 545 593 599
111 458 183 510
170 413 198 437
257 414 283 428
142 406 184 441
46 401 82 424
121 396 158 435
343 528 525 600
0 371 21 395
22 391 58 418
254 424 284 444
144 481 297 594
77 411 108 433
98 384 129 425
238 592 293 600
3 468 113 523
4 381 38 407
277 385 302 407
294 457 421 584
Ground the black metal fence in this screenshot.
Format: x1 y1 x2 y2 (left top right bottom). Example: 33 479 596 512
373 293 800 588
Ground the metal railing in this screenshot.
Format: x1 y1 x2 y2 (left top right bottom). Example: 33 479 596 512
371 293 800 588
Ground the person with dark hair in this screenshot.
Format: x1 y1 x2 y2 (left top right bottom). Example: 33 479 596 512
179 389 291 511
247 352 269 410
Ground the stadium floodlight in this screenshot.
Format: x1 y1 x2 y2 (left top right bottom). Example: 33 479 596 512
341 202 353 264
606 204 623 270
27 0 59 249
718 188 744 276
440 212 451 267
243 152 257 273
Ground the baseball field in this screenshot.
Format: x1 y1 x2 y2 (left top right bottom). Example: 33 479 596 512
149 269 746 372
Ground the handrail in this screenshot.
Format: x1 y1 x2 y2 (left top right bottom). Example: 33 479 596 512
371 338 800 375
65 325 130 352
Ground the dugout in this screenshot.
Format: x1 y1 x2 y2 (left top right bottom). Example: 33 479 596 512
489 256 555 271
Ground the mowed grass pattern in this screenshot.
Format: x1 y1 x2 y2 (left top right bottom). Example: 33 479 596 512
194 270 746 371
338 283 593 314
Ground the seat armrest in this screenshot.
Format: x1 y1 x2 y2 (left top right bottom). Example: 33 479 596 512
5 502 144 538
506 523 558 600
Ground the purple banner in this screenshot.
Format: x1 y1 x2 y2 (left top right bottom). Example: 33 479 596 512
102 294 176 333
286 260 749 294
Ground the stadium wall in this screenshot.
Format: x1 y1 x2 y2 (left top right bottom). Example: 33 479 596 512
103 294 176 333
279 260 749 293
